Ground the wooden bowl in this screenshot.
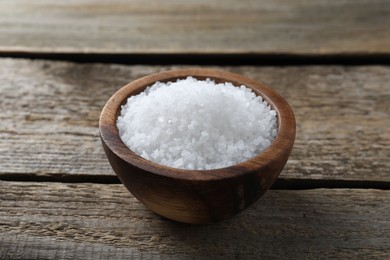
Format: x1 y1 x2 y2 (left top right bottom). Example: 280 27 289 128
99 69 295 224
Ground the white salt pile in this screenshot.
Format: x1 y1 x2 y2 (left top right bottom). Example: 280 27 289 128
117 76 277 170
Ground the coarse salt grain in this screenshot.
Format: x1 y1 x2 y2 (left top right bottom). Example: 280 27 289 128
117 76 277 170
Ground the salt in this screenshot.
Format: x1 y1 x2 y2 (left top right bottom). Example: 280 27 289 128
117 76 277 170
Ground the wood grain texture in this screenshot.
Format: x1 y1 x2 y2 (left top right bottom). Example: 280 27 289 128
0 0 389 55
0 181 388 259
0 59 389 181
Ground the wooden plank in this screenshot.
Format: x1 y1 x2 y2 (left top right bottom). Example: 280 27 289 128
0 59 389 181
0 0 389 55
0 181 388 259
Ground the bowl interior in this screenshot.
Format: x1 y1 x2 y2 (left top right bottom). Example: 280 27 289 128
99 69 296 181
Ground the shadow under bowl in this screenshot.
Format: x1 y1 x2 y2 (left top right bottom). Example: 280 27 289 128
99 69 296 224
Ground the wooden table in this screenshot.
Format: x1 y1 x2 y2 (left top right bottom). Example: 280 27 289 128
0 1 389 259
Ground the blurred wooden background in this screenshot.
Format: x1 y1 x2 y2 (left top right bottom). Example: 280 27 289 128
0 0 389 259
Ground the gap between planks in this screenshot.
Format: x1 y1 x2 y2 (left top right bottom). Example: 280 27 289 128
0 174 388 190
2 52 390 66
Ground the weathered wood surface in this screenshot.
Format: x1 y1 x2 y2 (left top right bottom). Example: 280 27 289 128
0 59 389 181
0 181 388 259
0 0 389 55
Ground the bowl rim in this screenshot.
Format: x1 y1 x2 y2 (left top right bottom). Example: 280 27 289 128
99 69 295 181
